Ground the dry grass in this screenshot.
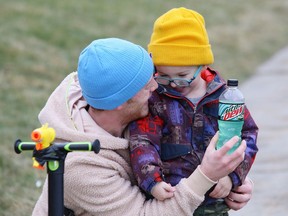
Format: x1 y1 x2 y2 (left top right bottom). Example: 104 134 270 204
1 0 287 215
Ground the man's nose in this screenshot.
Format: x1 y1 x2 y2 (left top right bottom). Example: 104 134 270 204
151 78 158 91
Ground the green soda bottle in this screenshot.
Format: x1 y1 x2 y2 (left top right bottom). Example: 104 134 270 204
216 79 245 154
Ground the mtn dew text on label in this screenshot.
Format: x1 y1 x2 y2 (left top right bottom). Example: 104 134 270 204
219 103 244 121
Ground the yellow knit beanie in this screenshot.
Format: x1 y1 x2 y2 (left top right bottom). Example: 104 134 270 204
148 7 214 66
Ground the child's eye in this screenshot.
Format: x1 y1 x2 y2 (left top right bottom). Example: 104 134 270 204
158 74 168 78
178 74 188 77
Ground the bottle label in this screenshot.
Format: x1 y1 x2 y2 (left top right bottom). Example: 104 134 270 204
218 103 244 121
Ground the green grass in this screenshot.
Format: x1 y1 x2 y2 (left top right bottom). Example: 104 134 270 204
1 0 287 215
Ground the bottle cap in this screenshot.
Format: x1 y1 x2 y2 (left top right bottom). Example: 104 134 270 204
227 79 238 86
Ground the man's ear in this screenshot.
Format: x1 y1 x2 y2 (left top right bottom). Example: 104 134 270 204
114 104 124 111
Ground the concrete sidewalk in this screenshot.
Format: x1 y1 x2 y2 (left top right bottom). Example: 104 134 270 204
230 47 288 215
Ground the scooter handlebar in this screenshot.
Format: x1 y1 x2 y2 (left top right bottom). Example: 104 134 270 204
14 139 101 154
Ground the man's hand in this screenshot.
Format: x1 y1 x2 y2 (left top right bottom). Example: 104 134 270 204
200 132 246 182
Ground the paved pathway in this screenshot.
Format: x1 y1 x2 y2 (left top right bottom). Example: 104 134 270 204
230 47 288 215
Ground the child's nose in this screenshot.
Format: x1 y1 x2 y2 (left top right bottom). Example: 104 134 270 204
170 82 177 88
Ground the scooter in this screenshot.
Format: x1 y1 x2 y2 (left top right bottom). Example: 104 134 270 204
14 124 100 216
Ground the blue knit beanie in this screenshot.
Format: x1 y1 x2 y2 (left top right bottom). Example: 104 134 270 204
77 38 154 110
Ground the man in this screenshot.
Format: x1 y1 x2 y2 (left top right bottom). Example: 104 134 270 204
32 38 251 215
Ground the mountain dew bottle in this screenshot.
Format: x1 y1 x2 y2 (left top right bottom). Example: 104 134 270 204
217 79 245 154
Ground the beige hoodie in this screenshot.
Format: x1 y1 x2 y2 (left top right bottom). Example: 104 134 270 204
32 72 215 216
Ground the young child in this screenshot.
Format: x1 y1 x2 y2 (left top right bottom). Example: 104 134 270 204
128 7 258 216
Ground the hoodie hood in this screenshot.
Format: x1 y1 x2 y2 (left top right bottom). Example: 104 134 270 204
38 72 129 150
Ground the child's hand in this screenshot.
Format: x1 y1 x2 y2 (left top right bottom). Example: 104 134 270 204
225 177 253 210
209 176 232 198
151 181 176 201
